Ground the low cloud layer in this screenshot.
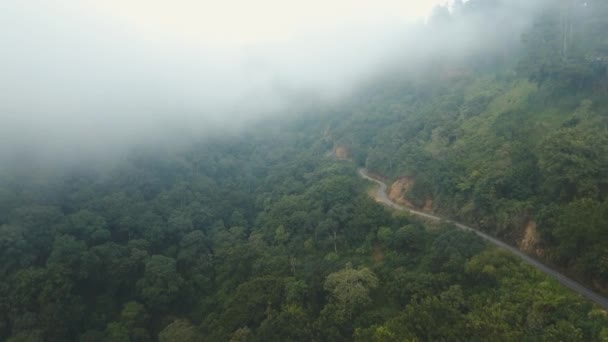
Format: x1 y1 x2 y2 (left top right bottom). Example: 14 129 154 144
0 0 546 163
0 1 435 160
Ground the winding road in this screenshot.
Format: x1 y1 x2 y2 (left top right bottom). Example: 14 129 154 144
358 168 608 310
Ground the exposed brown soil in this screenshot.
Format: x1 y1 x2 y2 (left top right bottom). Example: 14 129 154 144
423 199 433 212
388 177 416 207
372 242 385 263
518 220 543 256
334 146 349 160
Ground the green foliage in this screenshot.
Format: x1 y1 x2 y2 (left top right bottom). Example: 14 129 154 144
137 255 185 311
2 0 608 339
325 0 608 294
1 125 607 340
539 128 608 201
324 264 379 315
158 319 201 342
255 305 313 342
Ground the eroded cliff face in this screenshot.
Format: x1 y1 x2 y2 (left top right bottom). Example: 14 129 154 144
518 220 543 256
387 177 434 212
388 177 415 208
322 126 349 161
334 146 349 160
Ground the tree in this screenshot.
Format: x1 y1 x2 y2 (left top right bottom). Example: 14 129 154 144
62 210 110 246
104 322 130 342
541 320 584 341
136 255 184 310
229 327 252 342
6 330 44 342
423 230 485 274
376 227 393 245
158 319 201 342
177 230 210 270
255 305 313 341
398 286 467 340
216 276 285 335
539 128 608 201
7 205 63 260
46 234 96 280
323 264 379 315
0 225 35 275
119 301 148 329
394 225 425 252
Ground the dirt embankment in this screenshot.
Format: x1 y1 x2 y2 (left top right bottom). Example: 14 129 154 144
518 220 543 256
388 177 433 212
388 177 416 207
334 146 349 160
423 199 433 212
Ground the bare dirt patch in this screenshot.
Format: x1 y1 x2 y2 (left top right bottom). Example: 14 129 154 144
423 199 433 212
334 146 349 160
518 220 543 256
372 242 385 263
388 177 415 207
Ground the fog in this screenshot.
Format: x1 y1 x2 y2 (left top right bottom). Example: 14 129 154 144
0 0 546 163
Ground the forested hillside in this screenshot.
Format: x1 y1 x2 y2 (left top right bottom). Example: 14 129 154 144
2 118 608 341
2 0 608 341
328 0 608 294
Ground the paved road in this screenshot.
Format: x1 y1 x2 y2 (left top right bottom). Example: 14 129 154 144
358 168 608 310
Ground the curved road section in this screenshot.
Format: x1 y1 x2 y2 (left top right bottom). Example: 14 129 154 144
358 168 608 310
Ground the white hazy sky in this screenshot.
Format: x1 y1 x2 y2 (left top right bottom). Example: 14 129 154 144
0 0 451 160
87 0 449 46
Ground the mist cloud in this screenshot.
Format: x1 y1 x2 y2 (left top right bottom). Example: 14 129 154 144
0 0 546 162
